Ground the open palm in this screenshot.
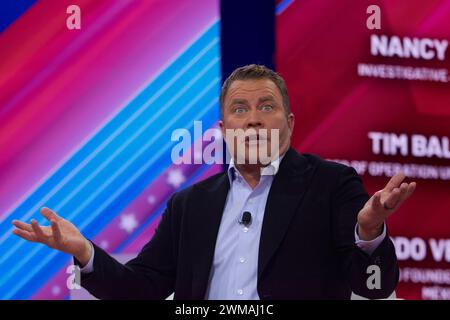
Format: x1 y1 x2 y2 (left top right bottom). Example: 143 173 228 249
358 172 416 233
12 207 89 258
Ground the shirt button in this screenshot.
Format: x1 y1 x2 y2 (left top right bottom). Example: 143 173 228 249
248 198 253 203
239 257 245 263
243 227 249 233
237 289 244 295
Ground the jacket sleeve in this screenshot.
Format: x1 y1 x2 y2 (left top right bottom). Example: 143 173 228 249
331 165 399 299
78 194 179 299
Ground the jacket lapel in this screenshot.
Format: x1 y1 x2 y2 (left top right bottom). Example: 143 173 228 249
258 148 315 280
190 173 230 299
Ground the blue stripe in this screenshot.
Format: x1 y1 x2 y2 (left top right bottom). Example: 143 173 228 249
0 20 220 234
8 98 220 299
276 0 294 14
0 0 37 32
0 20 221 299
4 93 220 299
0 34 220 257
1 79 220 297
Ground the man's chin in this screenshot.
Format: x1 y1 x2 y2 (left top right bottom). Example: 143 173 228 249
235 148 278 165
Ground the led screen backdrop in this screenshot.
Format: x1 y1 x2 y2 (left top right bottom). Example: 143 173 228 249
276 0 450 299
0 0 221 299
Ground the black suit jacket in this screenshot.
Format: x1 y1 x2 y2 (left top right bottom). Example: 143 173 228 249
80 148 399 299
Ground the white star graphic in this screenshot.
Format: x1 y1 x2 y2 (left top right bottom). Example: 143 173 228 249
119 213 138 234
167 169 186 188
51 285 61 296
147 195 156 204
99 240 109 249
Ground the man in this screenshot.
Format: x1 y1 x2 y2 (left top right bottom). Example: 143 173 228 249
12 64 415 299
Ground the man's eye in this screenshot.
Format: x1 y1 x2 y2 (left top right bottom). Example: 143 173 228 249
261 105 273 112
234 107 247 114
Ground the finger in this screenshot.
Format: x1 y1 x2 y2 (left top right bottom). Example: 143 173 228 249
11 220 33 232
397 182 417 205
397 183 409 200
40 207 61 223
383 188 401 210
371 191 383 211
51 220 62 243
30 219 46 240
384 172 406 192
400 182 409 192
406 182 417 197
12 229 36 242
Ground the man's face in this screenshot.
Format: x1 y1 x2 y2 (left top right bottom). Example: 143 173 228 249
220 78 295 164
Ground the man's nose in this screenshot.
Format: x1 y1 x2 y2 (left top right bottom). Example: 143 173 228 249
246 110 264 128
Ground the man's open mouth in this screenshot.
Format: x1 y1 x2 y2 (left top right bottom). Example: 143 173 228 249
244 134 268 144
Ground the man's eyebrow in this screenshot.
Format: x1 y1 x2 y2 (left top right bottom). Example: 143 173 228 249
258 96 275 103
229 98 248 105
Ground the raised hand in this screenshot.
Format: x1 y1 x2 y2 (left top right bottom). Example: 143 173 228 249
357 172 416 240
12 207 92 266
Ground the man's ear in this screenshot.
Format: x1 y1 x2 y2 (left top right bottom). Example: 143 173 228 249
219 120 225 137
287 113 295 134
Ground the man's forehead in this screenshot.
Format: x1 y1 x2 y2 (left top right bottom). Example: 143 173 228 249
226 79 280 100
